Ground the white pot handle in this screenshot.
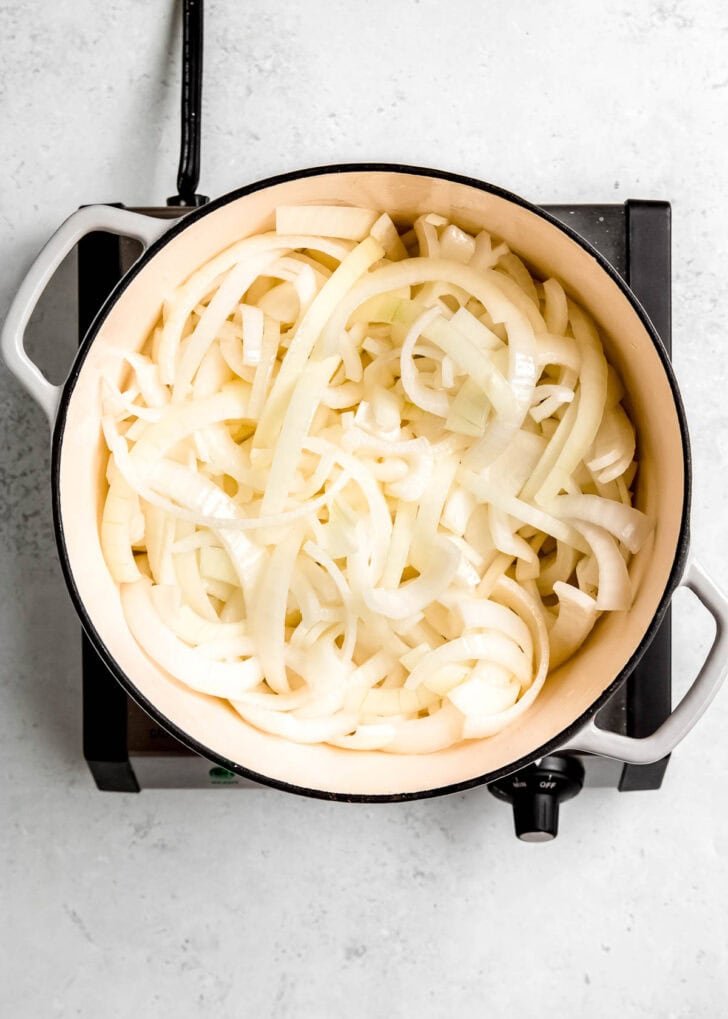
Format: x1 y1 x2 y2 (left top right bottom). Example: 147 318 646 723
1 205 172 425
562 558 728 763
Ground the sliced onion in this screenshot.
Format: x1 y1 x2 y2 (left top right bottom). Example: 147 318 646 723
249 527 305 693
587 404 636 481
542 278 568 335
370 213 408 261
404 631 531 691
121 579 262 696
454 598 534 660
550 493 651 554
158 232 353 383
303 540 357 661
259 355 338 515
275 205 379 240
549 582 599 668
571 520 632 611
380 703 464 754
534 303 608 504
100 476 143 583
359 537 461 621
254 235 384 449
448 664 520 717
400 307 450 416
151 584 247 644
232 702 359 743
101 205 649 756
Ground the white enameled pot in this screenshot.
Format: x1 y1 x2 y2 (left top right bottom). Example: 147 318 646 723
3 165 727 800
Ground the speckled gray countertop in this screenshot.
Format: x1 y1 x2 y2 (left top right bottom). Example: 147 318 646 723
2 2 728 1016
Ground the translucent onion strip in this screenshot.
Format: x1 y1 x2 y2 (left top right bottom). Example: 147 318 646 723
122 579 262 696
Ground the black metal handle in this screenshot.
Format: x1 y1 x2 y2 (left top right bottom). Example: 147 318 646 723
168 0 208 207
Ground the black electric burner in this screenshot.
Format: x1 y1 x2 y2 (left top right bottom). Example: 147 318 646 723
79 199 673 834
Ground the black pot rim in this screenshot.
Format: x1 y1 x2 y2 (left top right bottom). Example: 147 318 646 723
50 162 692 803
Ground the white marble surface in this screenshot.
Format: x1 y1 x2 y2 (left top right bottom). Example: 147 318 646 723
2 1 728 1015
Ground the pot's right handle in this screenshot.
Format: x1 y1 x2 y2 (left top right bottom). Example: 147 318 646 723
563 559 728 764
1 205 172 425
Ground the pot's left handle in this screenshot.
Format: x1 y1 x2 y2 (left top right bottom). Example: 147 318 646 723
1 205 172 425
562 559 728 764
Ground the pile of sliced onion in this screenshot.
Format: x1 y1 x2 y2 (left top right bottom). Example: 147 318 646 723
99 204 651 754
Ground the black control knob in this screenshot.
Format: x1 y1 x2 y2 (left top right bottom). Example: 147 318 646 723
488 755 585 842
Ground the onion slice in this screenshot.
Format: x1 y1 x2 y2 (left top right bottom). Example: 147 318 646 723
121 580 262 696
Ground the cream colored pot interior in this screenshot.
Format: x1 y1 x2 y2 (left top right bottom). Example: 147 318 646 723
59 171 685 795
